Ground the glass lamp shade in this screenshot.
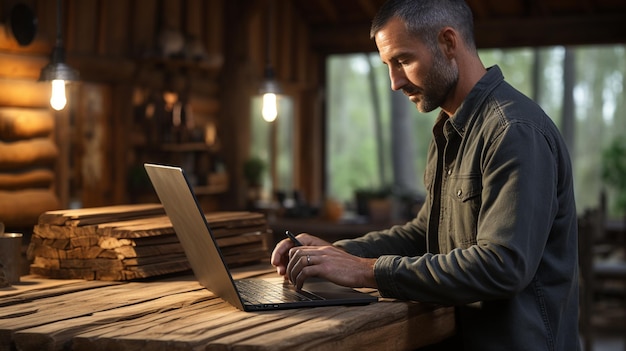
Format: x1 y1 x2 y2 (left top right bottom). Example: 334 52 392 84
39 59 79 82
39 46 78 110
38 46 79 82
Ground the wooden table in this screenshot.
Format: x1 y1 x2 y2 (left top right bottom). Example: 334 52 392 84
0 264 455 351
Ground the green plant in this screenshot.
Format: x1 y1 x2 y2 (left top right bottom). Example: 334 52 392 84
601 137 626 216
243 156 266 187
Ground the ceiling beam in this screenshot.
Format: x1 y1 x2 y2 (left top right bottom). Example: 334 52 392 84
474 14 626 48
357 0 378 18
310 13 626 54
317 0 338 23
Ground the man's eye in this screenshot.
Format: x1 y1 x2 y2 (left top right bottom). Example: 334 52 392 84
392 60 406 68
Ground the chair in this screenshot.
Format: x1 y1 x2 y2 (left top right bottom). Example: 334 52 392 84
578 207 626 351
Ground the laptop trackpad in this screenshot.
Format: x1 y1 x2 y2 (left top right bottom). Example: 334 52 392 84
302 278 375 301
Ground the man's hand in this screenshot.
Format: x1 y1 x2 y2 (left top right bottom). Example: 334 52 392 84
271 233 330 275
270 232 378 290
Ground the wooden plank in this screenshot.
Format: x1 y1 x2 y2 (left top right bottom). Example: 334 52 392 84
98 259 192 280
14 290 220 351
94 215 175 237
0 267 455 351
33 224 98 239
114 242 184 258
223 251 270 268
216 231 268 247
72 300 286 351
30 206 271 280
98 234 179 249
1 278 207 349
121 252 187 266
37 204 165 226
0 276 119 301
37 206 264 229
208 303 453 351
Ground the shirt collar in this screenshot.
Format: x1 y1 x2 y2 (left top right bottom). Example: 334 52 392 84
447 65 505 137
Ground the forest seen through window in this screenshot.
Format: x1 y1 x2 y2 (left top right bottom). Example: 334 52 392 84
326 45 626 219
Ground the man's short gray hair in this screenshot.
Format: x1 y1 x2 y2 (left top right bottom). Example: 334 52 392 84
370 0 477 53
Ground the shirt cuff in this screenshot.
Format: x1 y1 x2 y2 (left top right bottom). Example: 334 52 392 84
374 255 402 298
333 239 367 257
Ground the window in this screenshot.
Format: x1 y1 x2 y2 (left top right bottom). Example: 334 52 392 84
326 45 626 218
249 94 295 202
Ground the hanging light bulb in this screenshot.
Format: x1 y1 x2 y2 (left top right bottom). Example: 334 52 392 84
262 93 277 122
258 0 280 122
39 0 78 111
50 79 67 111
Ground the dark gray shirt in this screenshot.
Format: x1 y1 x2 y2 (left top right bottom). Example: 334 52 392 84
336 66 580 350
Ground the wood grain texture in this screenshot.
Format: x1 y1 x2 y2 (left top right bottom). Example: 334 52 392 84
0 138 58 170
30 204 272 280
0 108 54 140
0 189 60 228
0 266 455 351
0 169 55 190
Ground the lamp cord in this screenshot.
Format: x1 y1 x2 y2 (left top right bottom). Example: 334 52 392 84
265 0 275 76
55 0 63 47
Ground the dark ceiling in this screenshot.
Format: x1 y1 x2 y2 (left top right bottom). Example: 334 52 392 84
292 0 626 54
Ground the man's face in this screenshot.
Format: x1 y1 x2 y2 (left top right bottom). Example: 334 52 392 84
375 17 458 113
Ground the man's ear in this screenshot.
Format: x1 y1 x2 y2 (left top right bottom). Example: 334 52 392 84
438 27 457 59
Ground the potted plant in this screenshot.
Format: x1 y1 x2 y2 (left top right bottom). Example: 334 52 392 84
243 156 266 206
602 137 626 219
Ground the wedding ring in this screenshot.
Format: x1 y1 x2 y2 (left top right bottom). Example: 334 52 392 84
306 255 311 266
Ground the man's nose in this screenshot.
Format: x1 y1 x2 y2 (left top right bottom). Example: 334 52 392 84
389 68 407 91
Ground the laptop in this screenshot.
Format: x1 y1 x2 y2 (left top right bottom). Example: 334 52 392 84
144 163 378 311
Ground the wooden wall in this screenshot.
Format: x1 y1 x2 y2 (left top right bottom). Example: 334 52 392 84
0 0 322 222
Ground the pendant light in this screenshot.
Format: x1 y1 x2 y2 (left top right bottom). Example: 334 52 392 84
39 0 78 111
259 0 280 122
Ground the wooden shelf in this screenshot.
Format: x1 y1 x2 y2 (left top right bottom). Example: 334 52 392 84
195 172 229 195
194 184 226 195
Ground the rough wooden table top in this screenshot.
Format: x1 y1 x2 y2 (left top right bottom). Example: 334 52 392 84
0 264 455 351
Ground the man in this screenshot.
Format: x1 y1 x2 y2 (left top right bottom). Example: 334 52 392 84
271 0 580 349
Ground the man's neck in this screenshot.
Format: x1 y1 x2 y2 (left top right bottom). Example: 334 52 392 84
442 54 487 116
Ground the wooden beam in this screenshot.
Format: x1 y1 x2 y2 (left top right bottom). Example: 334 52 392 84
474 14 626 48
318 0 338 23
309 13 626 54
357 0 378 18
309 23 376 54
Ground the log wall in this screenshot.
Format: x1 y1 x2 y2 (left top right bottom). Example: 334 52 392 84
0 0 321 218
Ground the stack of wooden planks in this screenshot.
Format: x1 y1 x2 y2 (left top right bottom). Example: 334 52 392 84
28 204 272 281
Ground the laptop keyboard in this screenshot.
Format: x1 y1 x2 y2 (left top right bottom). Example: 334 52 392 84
235 279 323 305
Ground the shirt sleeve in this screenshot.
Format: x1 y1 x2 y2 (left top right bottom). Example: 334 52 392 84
343 121 561 305
334 203 429 258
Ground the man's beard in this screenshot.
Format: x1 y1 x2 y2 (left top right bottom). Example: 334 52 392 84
404 49 459 113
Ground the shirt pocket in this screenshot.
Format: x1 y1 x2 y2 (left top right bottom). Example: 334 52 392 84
447 174 482 249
